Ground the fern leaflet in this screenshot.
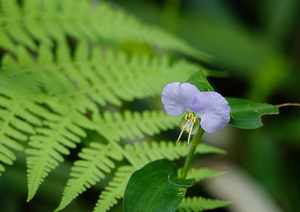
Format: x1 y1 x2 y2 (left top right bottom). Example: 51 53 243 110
177 196 231 212
124 141 226 169
92 110 181 141
186 168 226 183
93 165 135 212
55 142 123 212
26 108 94 201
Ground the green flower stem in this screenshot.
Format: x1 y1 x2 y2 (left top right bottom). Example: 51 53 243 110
180 127 205 179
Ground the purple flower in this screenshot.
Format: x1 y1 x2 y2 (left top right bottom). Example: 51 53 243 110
162 82 231 144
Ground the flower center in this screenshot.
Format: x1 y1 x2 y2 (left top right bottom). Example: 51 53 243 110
182 113 196 132
177 113 196 146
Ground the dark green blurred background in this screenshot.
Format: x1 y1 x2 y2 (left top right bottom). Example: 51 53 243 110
1 0 300 211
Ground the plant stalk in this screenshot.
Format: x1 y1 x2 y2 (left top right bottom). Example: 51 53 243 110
180 127 205 179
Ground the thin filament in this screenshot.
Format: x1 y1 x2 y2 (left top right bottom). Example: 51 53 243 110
187 118 196 146
187 122 194 145
177 128 185 143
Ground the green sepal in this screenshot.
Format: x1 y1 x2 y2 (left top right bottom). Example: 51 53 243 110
179 114 200 135
186 70 214 91
123 159 194 212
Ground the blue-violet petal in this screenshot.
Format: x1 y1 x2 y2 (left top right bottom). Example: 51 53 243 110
161 82 200 116
189 92 231 133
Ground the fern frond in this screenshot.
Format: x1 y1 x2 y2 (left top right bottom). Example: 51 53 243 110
23 0 53 46
0 70 96 190
0 0 37 51
0 143 16 175
92 110 180 141
124 141 226 169
93 165 135 212
26 109 94 201
0 0 210 60
80 42 201 103
0 95 31 151
0 31 17 54
69 41 202 106
177 196 231 212
2 43 100 113
55 142 123 212
195 143 227 155
186 168 226 183
3 42 202 110
0 72 49 175
90 2 211 60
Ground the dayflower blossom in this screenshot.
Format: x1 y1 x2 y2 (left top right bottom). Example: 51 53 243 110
161 82 231 145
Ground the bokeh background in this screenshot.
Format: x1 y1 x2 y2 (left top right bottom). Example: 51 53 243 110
1 0 300 211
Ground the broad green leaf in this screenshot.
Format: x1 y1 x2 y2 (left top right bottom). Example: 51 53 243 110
186 70 214 91
123 159 194 212
227 97 279 129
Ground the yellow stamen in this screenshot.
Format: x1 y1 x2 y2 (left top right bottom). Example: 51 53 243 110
182 126 189 132
177 113 198 146
184 114 189 121
192 117 196 123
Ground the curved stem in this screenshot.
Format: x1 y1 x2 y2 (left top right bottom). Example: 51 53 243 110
180 127 205 179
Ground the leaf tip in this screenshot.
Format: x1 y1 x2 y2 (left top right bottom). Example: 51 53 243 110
26 195 33 203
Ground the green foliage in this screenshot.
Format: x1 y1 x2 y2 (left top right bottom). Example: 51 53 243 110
0 0 211 60
26 109 95 202
54 140 226 211
92 110 180 141
0 0 283 211
185 168 226 183
55 142 123 211
186 70 214 92
123 159 194 212
227 97 279 129
124 141 226 169
0 0 225 211
93 165 135 212
177 197 232 212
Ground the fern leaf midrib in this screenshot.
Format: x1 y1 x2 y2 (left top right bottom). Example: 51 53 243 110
27 151 50 201
27 109 75 201
56 143 115 211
